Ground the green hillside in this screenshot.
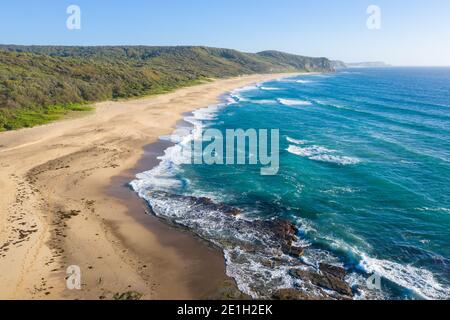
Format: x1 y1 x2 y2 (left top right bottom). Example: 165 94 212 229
0 45 334 131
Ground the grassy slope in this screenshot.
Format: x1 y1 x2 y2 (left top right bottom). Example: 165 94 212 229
0 46 333 131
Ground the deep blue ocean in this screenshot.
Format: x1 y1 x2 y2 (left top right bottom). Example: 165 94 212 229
132 68 450 300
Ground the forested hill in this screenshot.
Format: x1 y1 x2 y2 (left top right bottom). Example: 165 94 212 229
0 45 334 130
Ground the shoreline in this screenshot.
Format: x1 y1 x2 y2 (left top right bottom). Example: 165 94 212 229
105 138 240 299
0 73 300 300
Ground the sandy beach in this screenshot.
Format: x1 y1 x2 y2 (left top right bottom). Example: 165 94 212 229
0 73 294 300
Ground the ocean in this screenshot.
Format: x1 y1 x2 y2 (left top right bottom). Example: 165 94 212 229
131 68 450 300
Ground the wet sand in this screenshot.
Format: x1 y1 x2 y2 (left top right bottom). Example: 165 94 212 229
106 140 236 299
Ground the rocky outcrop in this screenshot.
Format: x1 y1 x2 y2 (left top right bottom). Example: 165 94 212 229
290 268 353 297
145 191 354 300
282 245 305 258
272 288 318 300
208 280 252 300
319 263 347 280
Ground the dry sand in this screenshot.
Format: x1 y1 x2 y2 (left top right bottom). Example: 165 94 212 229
0 73 295 300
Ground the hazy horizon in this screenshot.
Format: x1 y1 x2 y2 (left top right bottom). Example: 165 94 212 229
1 0 449 67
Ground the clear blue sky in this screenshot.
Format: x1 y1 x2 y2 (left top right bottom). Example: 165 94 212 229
1 0 449 66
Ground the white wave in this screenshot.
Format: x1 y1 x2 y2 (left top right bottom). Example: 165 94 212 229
228 93 247 103
191 104 222 121
133 74 294 198
225 95 238 104
251 99 277 105
276 77 297 82
359 254 450 300
287 143 360 166
286 137 307 145
416 207 450 214
309 154 361 165
287 145 334 158
317 234 450 300
277 98 312 106
321 187 358 194
130 134 193 193
224 248 296 299
260 86 282 91
346 273 387 300
293 217 318 234
296 80 313 84
302 249 340 268
313 99 349 110
131 160 184 192
131 100 226 195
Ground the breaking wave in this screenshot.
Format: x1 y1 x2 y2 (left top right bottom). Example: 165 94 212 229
286 143 361 165
277 98 312 106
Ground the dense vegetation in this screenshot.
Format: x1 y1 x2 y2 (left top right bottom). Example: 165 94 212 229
0 45 334 131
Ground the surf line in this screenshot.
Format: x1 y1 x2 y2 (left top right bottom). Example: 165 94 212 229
175 125 280 176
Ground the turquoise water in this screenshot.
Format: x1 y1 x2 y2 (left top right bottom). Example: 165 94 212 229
132 68 450 299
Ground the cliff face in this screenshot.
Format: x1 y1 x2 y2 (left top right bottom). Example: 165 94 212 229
0 45 334 130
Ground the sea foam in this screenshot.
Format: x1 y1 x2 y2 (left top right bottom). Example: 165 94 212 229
296 80 313 84
277 98 312 106
286 141 360 166
287 145 334 158
260 86 282 91
359 254 450 300
286 137 308 145
310 154 361 165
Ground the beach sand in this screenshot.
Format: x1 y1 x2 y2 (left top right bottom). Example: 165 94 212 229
0 73 294 300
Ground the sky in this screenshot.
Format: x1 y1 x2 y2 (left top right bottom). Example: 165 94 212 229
0 0 449 66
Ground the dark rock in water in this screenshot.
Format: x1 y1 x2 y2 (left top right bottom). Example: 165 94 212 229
195 196 213 205
208 280 252 300
148 192 299 249
228 251 250 264
260 259 274 268
310 272 353 297
147 191 355 299
263 219 303 258
225 207 242 216
260 257 286 268
319 263 346 280
272 288 324 300
289 269 307 279
269 220 299 245
253 219 301 257
272 288 308 300
290 269 353 297
282 245 305 258
179 194 242 216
